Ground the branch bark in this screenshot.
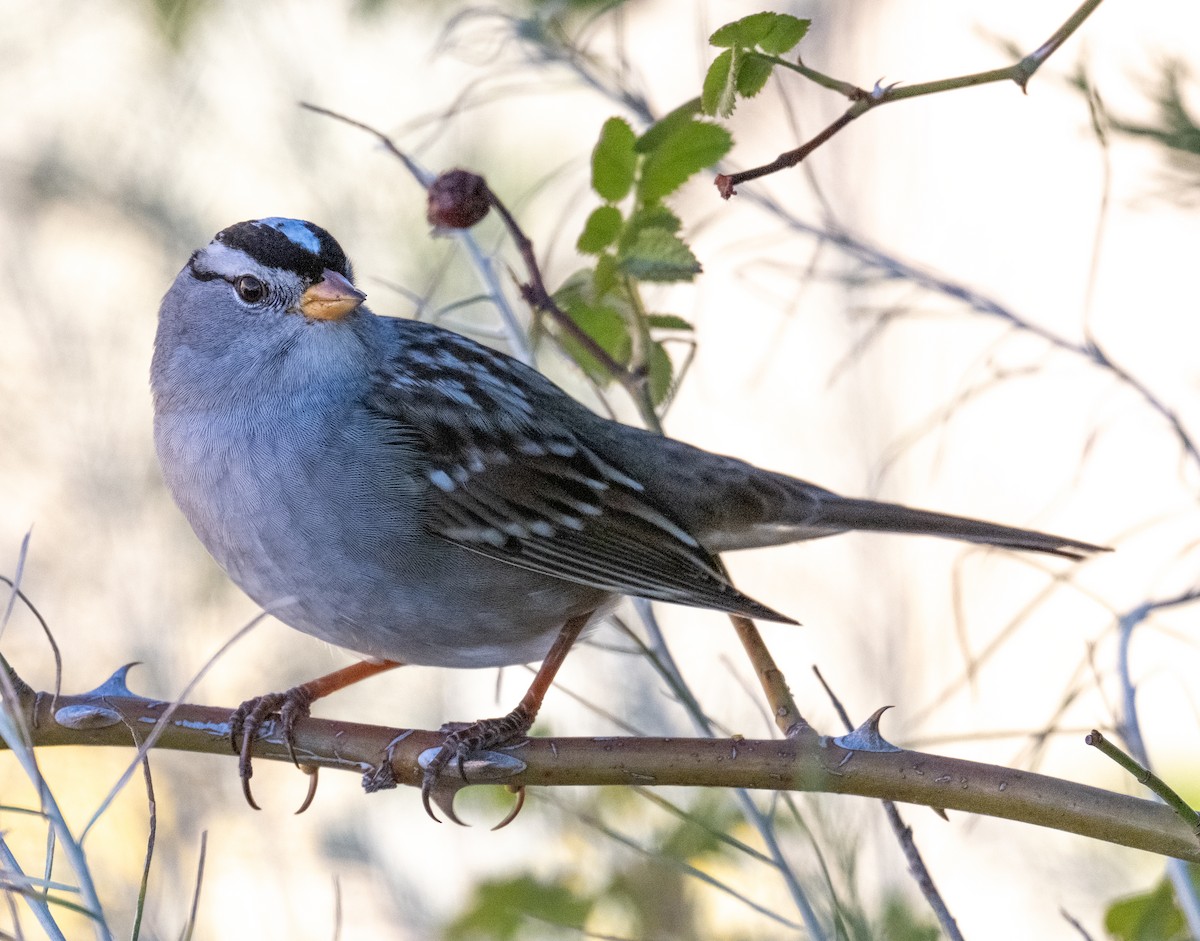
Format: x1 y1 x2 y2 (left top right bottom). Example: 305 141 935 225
9 669 1200 862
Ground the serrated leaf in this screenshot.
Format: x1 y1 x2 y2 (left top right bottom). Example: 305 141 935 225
617 228 701 282
592 252 618 296
709 12 778 49
760 15 810 55
625 205 682 238
647 313 693 332
636 98 703 154
577 205 623 254
638 120 732 203
736 53 773 99
557 299 630 382
702 48 734 117
647 341 674 405
591 117 637 202
709 12 810 55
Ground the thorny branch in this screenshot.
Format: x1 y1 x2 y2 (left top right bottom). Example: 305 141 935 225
3 662 1200 860
716 0 1107 196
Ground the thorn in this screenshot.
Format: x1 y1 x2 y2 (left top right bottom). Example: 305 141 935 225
870 78 902 100
83 663 144 698
833 705 903 752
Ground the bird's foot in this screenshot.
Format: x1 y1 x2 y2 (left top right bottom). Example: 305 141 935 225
420 706 534 826
230 685 317 811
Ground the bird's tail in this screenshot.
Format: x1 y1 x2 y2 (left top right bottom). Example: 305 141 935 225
772 495 1108 560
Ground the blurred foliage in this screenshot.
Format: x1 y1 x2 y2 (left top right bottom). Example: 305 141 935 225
1106 868 1200 941
444 874 594 940
144 0 212 48
1076 60 1200 201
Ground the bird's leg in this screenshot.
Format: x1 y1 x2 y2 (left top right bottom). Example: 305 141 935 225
420 612 591 822
232 658 403 810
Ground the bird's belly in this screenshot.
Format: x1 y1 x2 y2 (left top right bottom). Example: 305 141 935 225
156 409 612 667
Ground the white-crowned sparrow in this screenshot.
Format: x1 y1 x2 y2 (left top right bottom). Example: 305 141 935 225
151 218 1104 812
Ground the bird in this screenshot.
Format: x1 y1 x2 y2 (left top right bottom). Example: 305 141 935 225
151 217 1106 816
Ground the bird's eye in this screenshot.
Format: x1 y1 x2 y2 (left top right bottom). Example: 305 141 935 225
233 275 266 304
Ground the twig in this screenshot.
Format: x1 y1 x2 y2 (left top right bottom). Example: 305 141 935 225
179 831 207 941
1114 592 1200 935
728 615 807 737
814 667 964 941
301 103 664 430
717 0 1107 195
628 601 827 939
1085 730 1200 836
130 756 156 941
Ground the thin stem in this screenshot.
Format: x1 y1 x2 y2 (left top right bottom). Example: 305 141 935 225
1085 730 1200 836
729 615 806 737
814 667 964 941
719 0 1108 194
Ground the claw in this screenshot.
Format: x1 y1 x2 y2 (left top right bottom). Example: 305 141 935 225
229 686 315 810
491 786 526 831
417 742 528 826
239 722 262 811
421 771 469 826
295 765 319 815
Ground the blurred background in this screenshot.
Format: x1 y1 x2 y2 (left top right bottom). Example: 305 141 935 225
3 0 1199 938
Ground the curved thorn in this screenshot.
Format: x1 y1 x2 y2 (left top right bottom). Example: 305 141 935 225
84 662 144 698
491 786 526 831
295 765 319 815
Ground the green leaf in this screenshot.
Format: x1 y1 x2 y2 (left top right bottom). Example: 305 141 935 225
592 252 618 296
701 48 735 117
624 205 682 240
577 205 623 254
553 293 630 380
445 875 594 941
636 98 702 154
617 228 702 282
647 341 674 405
639 119 732 202
759 14 810 55
1106 878 1189 941
591 117 637 202
709 12 778 49
709 12 809 54
736 53 773 99
647 313 693 332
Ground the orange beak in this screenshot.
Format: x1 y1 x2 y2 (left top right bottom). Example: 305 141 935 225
298 269 366 321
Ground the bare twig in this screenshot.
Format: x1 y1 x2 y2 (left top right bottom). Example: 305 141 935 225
1086 729 1200 836
300 103 665 430
717 0 1107 195
728 615 807 737
814 667 964 941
